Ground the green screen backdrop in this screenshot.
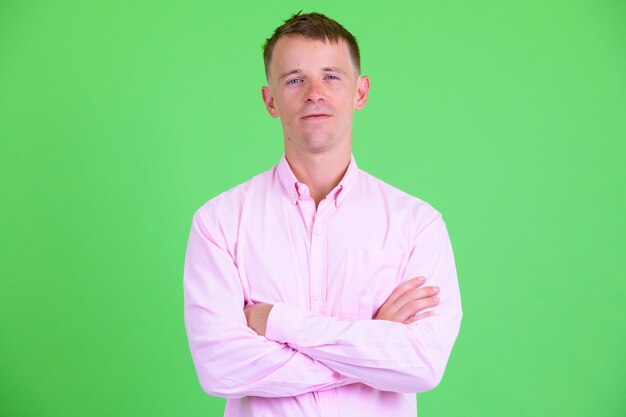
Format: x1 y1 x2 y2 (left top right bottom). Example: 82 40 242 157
1 1 624 416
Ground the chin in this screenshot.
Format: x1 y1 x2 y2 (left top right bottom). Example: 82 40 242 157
303 136 336 151
285 128 341 153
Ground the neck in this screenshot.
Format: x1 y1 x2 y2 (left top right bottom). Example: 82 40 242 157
284 147 351 207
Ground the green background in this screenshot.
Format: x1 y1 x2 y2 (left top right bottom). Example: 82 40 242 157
1 0 624 416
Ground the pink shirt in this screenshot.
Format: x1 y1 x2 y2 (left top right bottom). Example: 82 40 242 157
184 154 462 417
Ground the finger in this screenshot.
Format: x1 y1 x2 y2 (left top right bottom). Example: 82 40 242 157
384 277 425 305
395 285 439 309
377 294 439 323
397 296 440 319
403 310 434 324
377 282 434 320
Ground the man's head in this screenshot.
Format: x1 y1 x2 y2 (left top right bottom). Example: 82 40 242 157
263 11 361 79
261 12 370 155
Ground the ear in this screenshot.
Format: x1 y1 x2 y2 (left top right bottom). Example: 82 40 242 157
354 75 370 110
261 86 279 118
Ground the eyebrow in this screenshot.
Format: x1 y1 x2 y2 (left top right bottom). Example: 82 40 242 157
278 67 348 81
278 69 303 81
321 66 347 75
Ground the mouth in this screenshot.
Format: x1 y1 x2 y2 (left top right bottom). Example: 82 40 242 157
301 113 332 121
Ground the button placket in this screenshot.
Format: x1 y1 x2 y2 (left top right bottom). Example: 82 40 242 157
309 217 323 313
309 202 332 314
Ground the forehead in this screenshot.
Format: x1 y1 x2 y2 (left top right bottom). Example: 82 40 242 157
269 35 354 76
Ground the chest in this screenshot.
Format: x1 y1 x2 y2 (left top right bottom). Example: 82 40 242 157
235 198 410 320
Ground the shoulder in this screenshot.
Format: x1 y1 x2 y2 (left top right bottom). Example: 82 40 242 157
193 165 276 229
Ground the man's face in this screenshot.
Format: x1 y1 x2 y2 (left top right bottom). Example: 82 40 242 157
262 35 369 154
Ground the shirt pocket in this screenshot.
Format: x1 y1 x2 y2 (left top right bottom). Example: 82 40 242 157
339 249 405 320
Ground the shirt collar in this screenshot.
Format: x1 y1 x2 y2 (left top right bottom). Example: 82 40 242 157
277 153 359 207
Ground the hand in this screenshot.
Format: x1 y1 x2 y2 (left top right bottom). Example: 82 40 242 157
374 277 440 324
244 303 274 336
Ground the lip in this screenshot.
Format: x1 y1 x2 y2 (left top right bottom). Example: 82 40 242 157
301 113 332 120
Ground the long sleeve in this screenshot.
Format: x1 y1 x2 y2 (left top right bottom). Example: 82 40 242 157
264 215 463 393
183 211 355 399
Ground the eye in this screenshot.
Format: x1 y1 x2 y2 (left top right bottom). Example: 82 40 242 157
325 74 339 80
286 79 302 85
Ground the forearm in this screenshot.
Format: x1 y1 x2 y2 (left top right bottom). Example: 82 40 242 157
265 302 461 393
185 301 355 398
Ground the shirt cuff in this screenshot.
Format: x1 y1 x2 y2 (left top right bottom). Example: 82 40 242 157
265 302 309 347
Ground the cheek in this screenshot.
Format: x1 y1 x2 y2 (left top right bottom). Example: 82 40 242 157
336 96 356 116
275 96 299 117
278 109 298 130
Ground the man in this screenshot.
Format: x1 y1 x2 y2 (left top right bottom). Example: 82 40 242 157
184 11 462 417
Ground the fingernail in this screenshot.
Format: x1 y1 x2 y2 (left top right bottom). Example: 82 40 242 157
433 286 439 294
433 296 440 303
415 277 425 282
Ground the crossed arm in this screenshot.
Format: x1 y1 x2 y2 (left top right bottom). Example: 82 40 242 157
184 211 462 398
244 277 440 336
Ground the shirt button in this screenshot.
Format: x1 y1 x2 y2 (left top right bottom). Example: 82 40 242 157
315 293 321 301
314 227 321 235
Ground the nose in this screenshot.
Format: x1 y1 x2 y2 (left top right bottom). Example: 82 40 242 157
305 78 325 103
